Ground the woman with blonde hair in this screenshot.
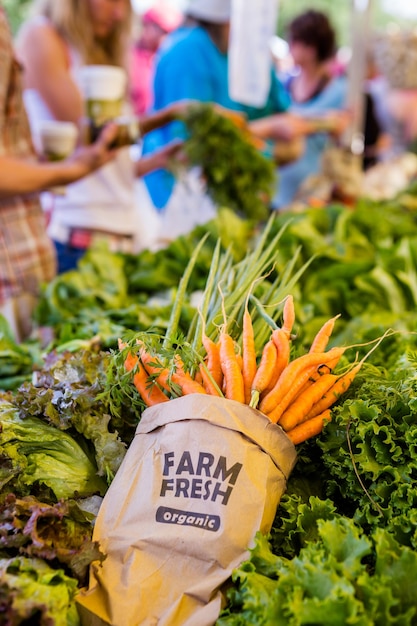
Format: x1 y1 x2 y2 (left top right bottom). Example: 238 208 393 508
16 0 186 272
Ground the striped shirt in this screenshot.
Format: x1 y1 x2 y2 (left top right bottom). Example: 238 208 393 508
0 7 56 302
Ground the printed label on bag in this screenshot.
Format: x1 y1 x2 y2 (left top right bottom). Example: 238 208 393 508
159 450 243 508
156 506 221 531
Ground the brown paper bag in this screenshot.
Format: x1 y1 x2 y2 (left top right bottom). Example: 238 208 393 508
76 394 296 626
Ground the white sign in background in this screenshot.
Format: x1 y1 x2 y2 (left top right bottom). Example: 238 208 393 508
228 0 279 108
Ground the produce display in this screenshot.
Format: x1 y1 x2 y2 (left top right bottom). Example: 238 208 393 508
2 181 417 623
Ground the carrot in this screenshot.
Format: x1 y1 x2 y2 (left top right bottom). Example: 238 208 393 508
171 354 208 395
249 340 277 408
304 361 362 420
202 334 223 388
309 314 341 353
279 372 338 431
126 356 168 406
123 351 139 373
263 328 291 394
138 349 171 392
199 363 223 396
289 362 332 403
172 370 208 395
282 295 295 337
286 409 332 445
259 346 345 416
139 348 206 396
267 363 323 424
219 330 245 403
242 307 257 403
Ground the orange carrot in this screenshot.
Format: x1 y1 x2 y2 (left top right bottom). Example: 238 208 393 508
309 314 341 353
304 362 362 420
123 351 139 373
127 357 168 406
219 331 245 403
286 409 332 445
194 369 203 385
289 363 330 403
242 307 257 403
259 346 345 416
172 354 207 395
282 295 295 337
202 334 223 388
279 372 338 431
250 340 277 408
267 363 322 424
172 371 207 395
139 349 171 392
199 363 223 396
139 349 206 396
264 328 291 394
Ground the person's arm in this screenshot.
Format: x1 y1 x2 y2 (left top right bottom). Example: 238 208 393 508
249 112 317 142
134 139 184 177
273 137 306 166
0 124 117 200
16 19 84 123
138 101 195 136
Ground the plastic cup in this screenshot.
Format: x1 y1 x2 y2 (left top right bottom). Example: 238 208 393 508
39 120 78 161
38 120 78 195
77 65 127 127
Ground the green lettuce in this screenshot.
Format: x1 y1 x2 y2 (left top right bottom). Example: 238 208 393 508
218 517 417 625
0 556 79 625
12 349 129 481
0 400 106 500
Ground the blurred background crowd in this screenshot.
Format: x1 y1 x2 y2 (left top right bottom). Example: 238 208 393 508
2 0 417 339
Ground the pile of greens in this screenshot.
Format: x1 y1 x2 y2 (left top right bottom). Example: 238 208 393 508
267 198 417 349
0 348 137 624
33 208 254 352
0 316 40 391
217 329 417 624
182 103 276 221
0 556 80 625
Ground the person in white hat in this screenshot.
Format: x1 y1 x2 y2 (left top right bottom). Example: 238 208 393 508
185 0 232 24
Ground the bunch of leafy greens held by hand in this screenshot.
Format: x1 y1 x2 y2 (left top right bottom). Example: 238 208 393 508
182 103 276 221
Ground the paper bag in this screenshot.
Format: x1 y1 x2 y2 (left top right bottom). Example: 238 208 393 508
76 394 296 626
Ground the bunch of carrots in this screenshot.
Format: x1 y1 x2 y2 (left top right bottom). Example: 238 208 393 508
120 295 366 446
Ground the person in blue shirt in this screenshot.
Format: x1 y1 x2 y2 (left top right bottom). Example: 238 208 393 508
142 0 298 211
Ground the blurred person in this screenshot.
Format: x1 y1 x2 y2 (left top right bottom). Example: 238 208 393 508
141 0 310 213
0 6 119 341
362 48 391 169
16 0 187 273
129 1 182 116
259 10 349 209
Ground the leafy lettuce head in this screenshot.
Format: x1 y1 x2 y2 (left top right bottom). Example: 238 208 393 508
0 401 106 500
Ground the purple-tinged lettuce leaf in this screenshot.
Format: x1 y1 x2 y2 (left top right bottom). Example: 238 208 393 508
0 493 104 583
